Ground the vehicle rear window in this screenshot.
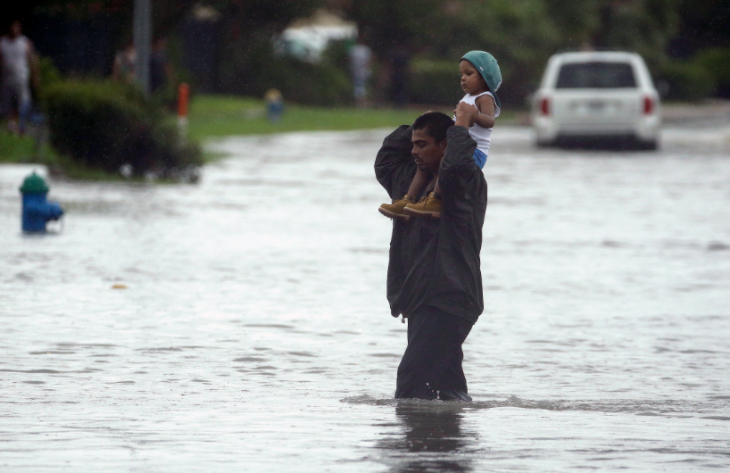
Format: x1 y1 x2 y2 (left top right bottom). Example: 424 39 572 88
555 62 637 89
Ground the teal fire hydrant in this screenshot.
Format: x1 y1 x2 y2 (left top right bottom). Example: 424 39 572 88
20 172 64 233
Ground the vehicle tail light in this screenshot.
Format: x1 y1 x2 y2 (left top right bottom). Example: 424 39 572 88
643 96 654 115
540 97 550 116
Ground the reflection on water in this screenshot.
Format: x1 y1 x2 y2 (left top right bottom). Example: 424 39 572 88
376 402 475 473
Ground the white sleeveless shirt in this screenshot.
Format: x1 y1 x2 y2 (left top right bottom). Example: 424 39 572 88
0 35 31 85
459 91 500 157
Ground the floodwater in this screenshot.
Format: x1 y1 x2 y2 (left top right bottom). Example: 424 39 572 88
2 122 730 472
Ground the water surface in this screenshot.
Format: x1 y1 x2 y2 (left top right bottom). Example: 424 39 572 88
2 125 729 471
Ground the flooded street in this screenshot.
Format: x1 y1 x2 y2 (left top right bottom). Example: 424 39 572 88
2 122 730 471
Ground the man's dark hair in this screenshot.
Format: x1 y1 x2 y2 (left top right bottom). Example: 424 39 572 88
413 111 454 143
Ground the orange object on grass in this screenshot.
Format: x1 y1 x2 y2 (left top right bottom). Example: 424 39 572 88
177 83 190 118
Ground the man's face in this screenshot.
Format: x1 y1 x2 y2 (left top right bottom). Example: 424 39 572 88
411 128 446 173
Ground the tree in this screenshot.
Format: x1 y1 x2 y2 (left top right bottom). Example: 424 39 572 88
208 0 324 93
20 0 325 94
593 0 679 68
341 0 564 104
672 0 730 55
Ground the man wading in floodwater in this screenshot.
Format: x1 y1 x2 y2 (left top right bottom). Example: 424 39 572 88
375 109 487 401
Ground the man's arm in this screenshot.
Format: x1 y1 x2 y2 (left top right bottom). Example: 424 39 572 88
374 125 417 200
439 103 478 194
439 110 486 224
439 125 478 194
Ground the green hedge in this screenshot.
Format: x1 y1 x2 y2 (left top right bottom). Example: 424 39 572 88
44 80 201 179
693 48 730 98
224 42 353 106
408 58 462 106
36 56 63 100
256 56 352 106
656 61 716 101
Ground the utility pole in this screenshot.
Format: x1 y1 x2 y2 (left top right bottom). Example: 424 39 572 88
133 0 151 94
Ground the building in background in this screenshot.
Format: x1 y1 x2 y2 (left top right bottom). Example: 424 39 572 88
274 9 356 63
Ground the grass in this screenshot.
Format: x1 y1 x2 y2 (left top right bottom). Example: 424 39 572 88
0 130 43 164
0 128 149 181
186 95 454 143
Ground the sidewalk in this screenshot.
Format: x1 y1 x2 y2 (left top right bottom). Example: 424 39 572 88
662 99 730 126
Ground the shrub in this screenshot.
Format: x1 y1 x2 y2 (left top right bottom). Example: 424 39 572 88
408 58 462 106
224 42 352 106
656 61 716 101
255 56 352 106
693 47 730 98
321 39 352 72
36 56 63 101
43 80 201 179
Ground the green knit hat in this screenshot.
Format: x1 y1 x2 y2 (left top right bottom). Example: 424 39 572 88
461 50 502 109
19 171 49 194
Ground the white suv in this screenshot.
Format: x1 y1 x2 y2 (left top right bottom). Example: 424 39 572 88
531 51 661 149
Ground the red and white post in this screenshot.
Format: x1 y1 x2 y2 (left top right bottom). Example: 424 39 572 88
177 83 190 138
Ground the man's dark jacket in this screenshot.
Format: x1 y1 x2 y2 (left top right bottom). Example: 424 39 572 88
375 124 487 324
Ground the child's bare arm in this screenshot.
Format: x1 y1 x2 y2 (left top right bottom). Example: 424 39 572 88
473 94 496 129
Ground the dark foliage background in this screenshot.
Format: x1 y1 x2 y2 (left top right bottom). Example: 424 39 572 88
6 0 730 106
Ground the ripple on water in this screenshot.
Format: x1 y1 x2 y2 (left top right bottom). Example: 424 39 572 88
287 351 315 357
244 324 296 330
342 394 730 418
28 350 76 355
707 241 729 251
0 369 62 374
233 356 267 362
135 346 208 353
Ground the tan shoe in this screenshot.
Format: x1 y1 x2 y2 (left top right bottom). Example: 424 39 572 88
403 192 441 218
379 195 414 220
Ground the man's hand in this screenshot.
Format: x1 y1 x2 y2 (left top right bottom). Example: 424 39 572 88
454 102 478 128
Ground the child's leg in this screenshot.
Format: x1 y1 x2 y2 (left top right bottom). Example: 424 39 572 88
407 168 430 199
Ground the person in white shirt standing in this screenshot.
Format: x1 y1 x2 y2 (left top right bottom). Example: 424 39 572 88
0 20 39 135
349 39 372 108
